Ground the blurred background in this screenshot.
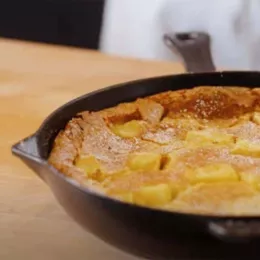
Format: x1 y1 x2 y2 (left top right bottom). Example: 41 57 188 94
1 0 260 70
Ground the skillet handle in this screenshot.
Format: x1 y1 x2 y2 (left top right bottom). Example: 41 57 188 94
12 135 47 182
163 32 216 73
208 220 260 242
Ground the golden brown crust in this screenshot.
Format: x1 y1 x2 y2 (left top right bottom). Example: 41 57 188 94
49 86 260 178
48 118 87 183
48 86 260 214
149 86 258 118
48 118 83 169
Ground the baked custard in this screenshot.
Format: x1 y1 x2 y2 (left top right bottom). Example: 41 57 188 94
49 86 260 215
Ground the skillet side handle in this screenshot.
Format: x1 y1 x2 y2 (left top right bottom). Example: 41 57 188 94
12 135 47 182
208 220 260 242
163 32 216 73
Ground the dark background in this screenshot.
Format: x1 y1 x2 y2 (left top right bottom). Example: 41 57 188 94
0 0 105 49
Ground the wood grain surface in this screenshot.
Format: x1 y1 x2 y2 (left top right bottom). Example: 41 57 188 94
0 38 184 260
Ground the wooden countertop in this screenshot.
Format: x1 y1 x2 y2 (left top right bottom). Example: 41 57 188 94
0 38 184 260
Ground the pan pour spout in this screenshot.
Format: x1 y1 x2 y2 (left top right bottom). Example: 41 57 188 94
12 135 47 182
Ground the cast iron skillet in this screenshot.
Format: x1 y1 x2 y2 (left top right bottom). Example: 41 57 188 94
12 33 260 260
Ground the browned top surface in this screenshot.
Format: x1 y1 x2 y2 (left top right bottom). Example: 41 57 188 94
49 86 260 215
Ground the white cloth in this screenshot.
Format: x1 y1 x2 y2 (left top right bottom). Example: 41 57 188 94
100 0 260 70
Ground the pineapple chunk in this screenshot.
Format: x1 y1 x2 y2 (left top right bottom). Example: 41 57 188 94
163 152 178 170
240 172 260 189
75 155 100 176
252 112 260 125
232 139 260 157
133 184 172 206
127 152 161 171
238 113 252 123
188 163 239 183
115 193 133 203
186 130 234 146
172 182 256 214
169 181 187 196
111 120 144 138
